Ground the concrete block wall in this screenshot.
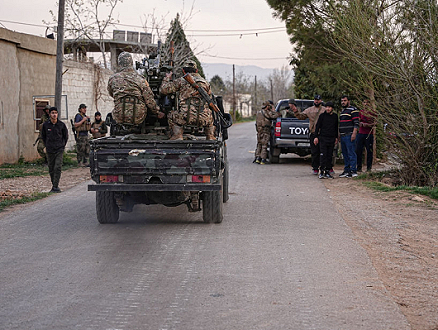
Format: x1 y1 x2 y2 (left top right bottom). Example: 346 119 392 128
62 60 113 150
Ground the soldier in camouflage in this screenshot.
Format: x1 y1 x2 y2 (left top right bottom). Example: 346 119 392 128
37 105 51 164
159 60 215 140
90 111 108 139
74 103 91 166
107 52 164 126
254 100 281 165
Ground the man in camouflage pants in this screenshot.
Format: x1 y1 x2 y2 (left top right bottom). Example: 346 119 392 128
37 105 50 164
159 60 215 140
74 103 91 166
107 52 163 126
254 100 281 165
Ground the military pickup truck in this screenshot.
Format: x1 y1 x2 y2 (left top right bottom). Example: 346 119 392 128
268 99 314 163
88 51 231 224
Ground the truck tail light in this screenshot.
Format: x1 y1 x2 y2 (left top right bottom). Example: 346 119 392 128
100 175 123 183
187 175 210 183
275 121 281 137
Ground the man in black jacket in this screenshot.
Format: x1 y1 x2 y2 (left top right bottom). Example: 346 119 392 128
41 107 69 192
313 101 339 179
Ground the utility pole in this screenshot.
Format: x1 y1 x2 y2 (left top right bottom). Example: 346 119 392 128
270 78 274 101
254 75 257 116
232 64 236 122
55 0 66 110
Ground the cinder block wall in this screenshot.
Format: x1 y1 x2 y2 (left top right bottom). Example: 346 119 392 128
62 60 113 150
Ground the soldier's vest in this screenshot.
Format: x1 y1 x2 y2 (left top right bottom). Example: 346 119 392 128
76 112 92 132
38 113 49 138
185 76 209 125
91 121 106 138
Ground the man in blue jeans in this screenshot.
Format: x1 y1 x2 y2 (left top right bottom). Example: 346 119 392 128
339 95 360 178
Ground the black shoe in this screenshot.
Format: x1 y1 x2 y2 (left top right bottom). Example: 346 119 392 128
351 171 358 177
255 157 261 164
324 172 334 179
260 159 267 165
339 171 349 178
318 173 325 179
50 187 61 193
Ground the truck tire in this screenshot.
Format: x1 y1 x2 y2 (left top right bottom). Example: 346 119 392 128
223 147 229 203
202 179 223 223
96 191 119 224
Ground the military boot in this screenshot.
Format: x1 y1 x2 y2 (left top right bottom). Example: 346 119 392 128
170 124 184 140
205 126 216 140
255 157 261 164
260 159 267 165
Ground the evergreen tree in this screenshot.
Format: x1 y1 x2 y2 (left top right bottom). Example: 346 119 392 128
161 14 205 78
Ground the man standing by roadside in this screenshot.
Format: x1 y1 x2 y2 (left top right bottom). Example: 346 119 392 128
356 99 377 172
291 95 326 175
339 95 360 178
41 107 68 193
74 104 91 166
36 105 51 164
313 101 339 179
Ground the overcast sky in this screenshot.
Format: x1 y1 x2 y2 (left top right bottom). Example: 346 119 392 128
0 0 293 69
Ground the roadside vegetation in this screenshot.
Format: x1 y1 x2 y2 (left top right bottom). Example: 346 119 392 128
358 171 438 200
267 0 438 188
0 152 78 211
0 152 77 179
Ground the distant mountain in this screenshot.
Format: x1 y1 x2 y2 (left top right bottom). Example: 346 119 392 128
201 63 276 83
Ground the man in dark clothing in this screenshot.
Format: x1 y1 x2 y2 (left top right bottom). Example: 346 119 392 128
41 107 69 192
291 95 326 174
339 95 360 178
314 101 339 179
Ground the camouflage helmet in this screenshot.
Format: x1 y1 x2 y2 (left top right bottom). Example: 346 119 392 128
184 60 197 70
118 52 133 68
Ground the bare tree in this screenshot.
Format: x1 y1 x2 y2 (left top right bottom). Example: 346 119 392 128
330 0 438 186
48 0 122 69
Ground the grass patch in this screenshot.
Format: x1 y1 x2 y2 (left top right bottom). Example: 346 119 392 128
361 180 438 200
0 153 79 179
0 192 51 211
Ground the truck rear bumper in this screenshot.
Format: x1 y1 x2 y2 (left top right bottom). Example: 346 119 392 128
88 183 221 192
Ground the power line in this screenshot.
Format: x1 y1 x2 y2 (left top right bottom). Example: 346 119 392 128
203 53 289 61
0 18 285 35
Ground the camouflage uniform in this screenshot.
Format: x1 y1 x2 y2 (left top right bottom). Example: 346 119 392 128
90 115 108 139
75 108 91 165
255 101 281 163
159 60 214 139
37 108 50 162
107 52 160 125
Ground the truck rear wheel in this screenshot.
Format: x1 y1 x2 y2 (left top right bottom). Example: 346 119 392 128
96 191 119 224
202 179 223 223
223 146 229 203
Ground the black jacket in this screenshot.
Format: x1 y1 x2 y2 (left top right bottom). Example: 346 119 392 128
42 120 68 153
315 112 339 138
